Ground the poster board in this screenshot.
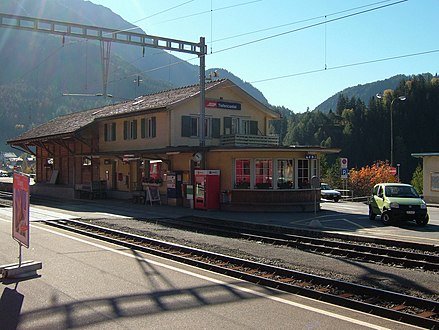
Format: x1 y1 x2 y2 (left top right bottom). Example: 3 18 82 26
12 172 30 248
49 169 59 184
146 186 161 205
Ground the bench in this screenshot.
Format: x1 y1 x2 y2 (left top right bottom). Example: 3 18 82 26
75 181 107 199
132 190 145 204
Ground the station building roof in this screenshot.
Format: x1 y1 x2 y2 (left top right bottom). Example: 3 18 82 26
9 79 275 145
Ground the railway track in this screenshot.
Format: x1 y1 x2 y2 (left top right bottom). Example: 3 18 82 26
141 216 439 272
42 218 439 329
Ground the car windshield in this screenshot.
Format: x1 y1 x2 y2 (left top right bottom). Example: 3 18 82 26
384 185 419 198
321 184 332 190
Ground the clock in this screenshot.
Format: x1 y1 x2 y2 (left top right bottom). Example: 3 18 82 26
192 152 202 162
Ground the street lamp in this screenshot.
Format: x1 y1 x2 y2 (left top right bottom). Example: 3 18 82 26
376 93 406 167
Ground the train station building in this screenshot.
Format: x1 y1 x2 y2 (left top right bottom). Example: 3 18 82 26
8 79 340 211
411 152 439 204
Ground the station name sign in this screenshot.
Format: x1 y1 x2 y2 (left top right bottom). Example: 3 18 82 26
205 100 241 110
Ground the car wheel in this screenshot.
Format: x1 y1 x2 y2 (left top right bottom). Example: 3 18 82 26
381 211 392 225
334 197 340 202
368 206 376 220
416 215 429 226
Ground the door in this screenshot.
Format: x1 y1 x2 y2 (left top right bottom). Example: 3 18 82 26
371 185 384 215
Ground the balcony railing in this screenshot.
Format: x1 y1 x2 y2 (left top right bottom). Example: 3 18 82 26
220 134 279 146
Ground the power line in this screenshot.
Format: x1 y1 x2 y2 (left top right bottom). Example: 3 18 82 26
113 0 195 34
213 0 407 54
152 0 262 26
108 0 408 86
211 0 395 44
248 49 439 85
5 0 425 112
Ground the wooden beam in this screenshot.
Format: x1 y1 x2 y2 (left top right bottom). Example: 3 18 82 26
34 141 54 156
52 139 75 155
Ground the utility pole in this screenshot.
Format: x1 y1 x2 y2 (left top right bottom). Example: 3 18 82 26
199 37 206 148
0 12 207 106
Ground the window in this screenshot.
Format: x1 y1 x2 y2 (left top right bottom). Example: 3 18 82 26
224 117 258 135
104 122 116 141
232 117 253 134
123 120 137 140
191 117 199 136
141 117 156 138
255 159 272 188
82 156 92 166
234 159 250 188
311 159 318 178
298 159 309 188
431 173 439 191
181 116 220 138
277 159 293 189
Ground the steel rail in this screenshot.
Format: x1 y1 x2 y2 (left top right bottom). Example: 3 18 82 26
141 216 439 271
41 218 439 329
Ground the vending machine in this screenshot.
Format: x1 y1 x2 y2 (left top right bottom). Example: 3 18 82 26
194 170 220 210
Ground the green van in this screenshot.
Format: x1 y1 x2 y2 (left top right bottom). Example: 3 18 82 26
369 183 429 226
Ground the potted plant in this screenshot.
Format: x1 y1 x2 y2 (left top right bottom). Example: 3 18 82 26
142 177 163 186
235 180 250 189
255 182 271 189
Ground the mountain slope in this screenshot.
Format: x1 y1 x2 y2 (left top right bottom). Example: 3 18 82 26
0 0 272 151
314 75 406 113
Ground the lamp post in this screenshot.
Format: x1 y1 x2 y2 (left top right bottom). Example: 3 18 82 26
376 93 406 166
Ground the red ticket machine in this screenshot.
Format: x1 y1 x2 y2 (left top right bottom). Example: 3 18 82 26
194 170 220 210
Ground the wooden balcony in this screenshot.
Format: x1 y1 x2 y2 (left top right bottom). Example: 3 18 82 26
220 134 280 146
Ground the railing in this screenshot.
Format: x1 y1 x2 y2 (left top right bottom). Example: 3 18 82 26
336 189 370 203
220 134 279 146
0 191 13 207
337 189 353 201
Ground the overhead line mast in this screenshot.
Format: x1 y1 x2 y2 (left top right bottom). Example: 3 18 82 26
0 12 208 146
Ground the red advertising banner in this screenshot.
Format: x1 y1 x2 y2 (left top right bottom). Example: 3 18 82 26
12 172 30 248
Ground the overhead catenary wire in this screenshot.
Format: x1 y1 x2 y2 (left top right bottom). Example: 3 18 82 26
248 49 439 85
5 0 425 108
111 0 195 34
107 0 409 87
6 0 198 87
152 0 262 26
211 0 396 44
212 0 408 54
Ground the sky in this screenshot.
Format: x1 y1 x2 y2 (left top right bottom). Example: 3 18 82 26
89 0 439 112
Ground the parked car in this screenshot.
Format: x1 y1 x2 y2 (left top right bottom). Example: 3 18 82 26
320 183 341 202
369 183 429 226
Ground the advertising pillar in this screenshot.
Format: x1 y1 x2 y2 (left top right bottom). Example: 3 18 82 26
0 172 42 279
12 172 30 248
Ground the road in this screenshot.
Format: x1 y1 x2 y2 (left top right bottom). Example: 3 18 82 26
320 201 439 245
0 208 417 330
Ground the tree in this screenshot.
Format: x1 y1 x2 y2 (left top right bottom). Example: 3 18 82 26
411 164 423 194
321 156 348 189
348 161 397 197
